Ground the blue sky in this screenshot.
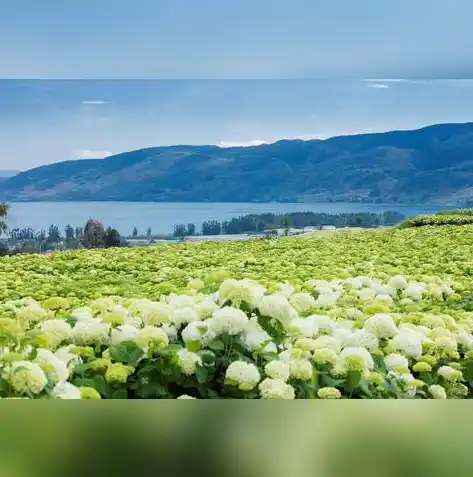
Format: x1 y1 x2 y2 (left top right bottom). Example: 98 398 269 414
2 79 473 170
1 0 472 78
1 1 473 169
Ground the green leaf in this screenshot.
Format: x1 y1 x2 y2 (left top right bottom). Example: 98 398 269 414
359 380 373 397
195 365 209 384
463 361 473 381
185 340 201 352
109 340 144 364
207 339 225 351
74 362 93 374
111 389 128 399
93 375 110 398
72 378 96 388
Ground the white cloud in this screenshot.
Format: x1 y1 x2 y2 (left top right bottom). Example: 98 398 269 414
217 140 268 148
363 78 428 85
81 100 107 105
72 149 114 159
366 83 390 89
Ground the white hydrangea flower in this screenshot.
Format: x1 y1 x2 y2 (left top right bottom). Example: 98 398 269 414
312 335 342 354
177 394 196 399
308 314 335 333
167 294 195 309
135 326 169 351
287 317 319 339
384 353 409 371
10 361 48 395
71 307 95 322
34 348 69 383
289 359 313 380
55 345 82 370
51 381 82 399
347 329 379 352
454 327 473 349
225 361 261 391
218 278 266 308
404 283 424 301
314 293 339 308
278 283 295 298
438 366 462 382
258 294 299 328
211 306 249 335
242 328 277 354
392 330 423 358
72 318 110 345
429 384 447 399
364 313 398 339
171 307 200 328
289 293 317 313
181 320 204 341
142 302 173 326
194 297 220 318
40 319 72 347
259 378 295 399
265 360 290 382
334 347 375 375
162 324 178 340
111 325 139 345
388 275 408 290
176 349 202 375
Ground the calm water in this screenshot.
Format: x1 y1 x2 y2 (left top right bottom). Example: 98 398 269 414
6 202 450 236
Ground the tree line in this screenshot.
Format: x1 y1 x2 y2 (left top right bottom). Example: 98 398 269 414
1 217 124 255
173 211 405 237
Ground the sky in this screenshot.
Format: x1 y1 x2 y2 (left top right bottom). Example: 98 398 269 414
1 1 473 170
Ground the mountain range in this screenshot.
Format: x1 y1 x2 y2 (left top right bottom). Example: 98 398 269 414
2 122 473 205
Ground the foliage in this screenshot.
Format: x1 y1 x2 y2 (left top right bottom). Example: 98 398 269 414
435 208 473 216
82 219 106 249
398 214 473 228
0 202 8 236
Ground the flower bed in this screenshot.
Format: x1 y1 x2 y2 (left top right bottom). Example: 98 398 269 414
2 225 473 398
1 271 472 399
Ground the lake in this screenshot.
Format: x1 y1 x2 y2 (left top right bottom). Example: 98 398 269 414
5 202 450 236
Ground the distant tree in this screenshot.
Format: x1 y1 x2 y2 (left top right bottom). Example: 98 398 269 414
75 227 84 239
132 226 138 237
83 219 106 249
0 203 9 236
36 230 46 241
146 227 152 238
283 216 290 236
104 227 122 248
48 224 61 242
202 220 221 236
186 223 196 236
65 224 75 240
173 224 187 238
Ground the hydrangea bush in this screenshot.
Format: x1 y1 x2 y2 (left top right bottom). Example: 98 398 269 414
1 270 473 399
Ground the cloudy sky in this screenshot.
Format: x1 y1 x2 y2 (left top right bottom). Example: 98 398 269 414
0 1 472 170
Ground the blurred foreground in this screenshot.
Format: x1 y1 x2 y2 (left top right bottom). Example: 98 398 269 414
0 403 470 477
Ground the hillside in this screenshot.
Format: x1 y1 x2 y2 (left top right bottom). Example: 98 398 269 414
2 122 473 204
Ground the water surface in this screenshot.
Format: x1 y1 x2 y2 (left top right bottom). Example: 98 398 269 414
6 202 449 235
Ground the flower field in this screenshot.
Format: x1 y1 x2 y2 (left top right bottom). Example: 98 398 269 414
2 224 473 399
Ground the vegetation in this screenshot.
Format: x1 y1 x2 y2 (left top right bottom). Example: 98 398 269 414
172 211 405 237
2 122 473 205
399 209 473 228
1 225 473 398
